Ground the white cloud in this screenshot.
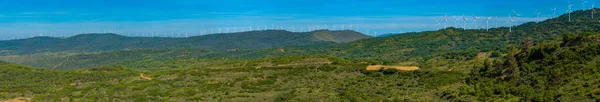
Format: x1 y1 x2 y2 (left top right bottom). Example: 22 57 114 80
18 12 69 15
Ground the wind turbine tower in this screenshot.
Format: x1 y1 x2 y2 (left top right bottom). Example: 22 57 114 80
462 15 468 30
551 7 557 18
472 14 478 29
348 24 353 30
568 4 573 21
508 15 514 32
454 18 458 27
316 25 320 30
332 24 335 30
592 4 596 19
444 15 448 29
436 20 440 30
495 16 499 28
485 17 492 31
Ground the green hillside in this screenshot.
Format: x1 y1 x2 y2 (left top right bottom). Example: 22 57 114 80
462 33 600 101
2 33 599 101
2 9 599 71
1 9 600 101
0 30 370 55
0 49 213 70
241 9 600 66
0 55 467 101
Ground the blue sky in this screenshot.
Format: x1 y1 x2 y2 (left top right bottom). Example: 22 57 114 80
0 0 597 39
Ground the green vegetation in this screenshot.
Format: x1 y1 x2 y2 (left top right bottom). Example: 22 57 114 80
461 33 600 101
0 9 599 101
0 55 469 101
0 30 370 55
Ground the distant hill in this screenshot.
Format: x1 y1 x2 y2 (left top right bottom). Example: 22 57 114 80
235 9 600 64
376 33 403 37
340 9 599 62
2 9 599 70
0 30 370 55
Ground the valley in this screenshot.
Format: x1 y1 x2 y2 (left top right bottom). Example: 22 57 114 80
0 4 599 102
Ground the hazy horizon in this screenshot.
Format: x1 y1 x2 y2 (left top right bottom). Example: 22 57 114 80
0 0 595 39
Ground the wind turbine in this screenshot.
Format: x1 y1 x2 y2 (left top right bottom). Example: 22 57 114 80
472 14 478 29
485 17 492 31
551 7 557 18
592 4 596 19
333 25 336 30
508 15 514 32
436 20 440 30
444 15 448 29
495 16 499 28
568 4 573 21
512 10 521 25
348 24 353 30
582 0 587 10
454 18 458 27
462 15 468 30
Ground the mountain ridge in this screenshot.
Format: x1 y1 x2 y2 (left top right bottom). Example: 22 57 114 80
0 30 371 55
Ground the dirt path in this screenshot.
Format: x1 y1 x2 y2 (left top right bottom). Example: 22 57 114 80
366 65 419 71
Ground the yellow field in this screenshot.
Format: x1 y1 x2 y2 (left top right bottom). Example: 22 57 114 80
2 97 31 102
476 52 489 58
366 65 419 71
140 73 153 80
